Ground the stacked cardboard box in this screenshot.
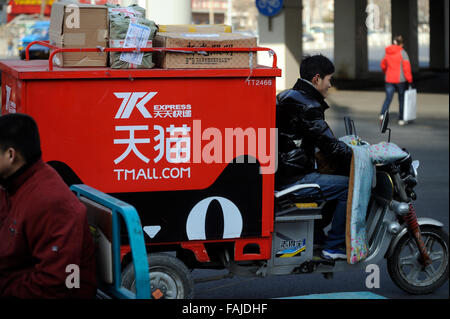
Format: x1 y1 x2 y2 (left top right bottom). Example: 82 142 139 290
153 28 258 69
49 3 258 70
49 2 108 67
158 24 232 33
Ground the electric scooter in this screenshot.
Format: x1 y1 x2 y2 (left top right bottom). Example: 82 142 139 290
217 112 449 295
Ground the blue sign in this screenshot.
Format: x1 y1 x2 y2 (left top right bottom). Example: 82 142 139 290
256 0 284 17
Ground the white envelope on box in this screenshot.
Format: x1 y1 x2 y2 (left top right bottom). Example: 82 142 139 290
404 86 417 122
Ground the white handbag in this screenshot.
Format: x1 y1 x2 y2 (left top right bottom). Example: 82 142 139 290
403 85 417 122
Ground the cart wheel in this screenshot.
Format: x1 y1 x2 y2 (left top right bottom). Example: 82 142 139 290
121 253 194 299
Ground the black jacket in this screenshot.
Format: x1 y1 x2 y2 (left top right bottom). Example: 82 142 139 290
275 78 352 188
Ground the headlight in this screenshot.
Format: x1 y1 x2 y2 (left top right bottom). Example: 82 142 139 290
398 154 412 177
412 160 420 177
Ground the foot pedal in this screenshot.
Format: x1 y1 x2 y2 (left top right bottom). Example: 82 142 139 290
293 257 335 274
322 272 334 280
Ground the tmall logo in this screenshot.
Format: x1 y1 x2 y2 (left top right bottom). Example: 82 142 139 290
114 92 157 119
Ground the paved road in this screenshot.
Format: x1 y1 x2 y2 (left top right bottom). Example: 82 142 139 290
193 89 449 299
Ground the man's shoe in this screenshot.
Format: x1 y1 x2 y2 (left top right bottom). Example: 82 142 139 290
398 120 407 126
321 248 347 260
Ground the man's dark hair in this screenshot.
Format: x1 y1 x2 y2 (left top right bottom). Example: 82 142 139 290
0 113 42 163
300 54 335 82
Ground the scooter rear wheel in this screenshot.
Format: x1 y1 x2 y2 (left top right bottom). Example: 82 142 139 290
387 225 449 295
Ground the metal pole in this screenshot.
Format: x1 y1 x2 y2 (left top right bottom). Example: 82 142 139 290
227 0 232 26
209 0 215 24
40 0 47 18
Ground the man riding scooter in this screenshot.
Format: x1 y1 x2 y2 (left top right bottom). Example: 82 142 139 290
276 54 353 260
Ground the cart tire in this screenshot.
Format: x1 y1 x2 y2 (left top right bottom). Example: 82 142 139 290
121 253 194 299
387 226 449 295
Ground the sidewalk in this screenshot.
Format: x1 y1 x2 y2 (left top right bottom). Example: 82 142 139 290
326 89 449 119
332 70 449 94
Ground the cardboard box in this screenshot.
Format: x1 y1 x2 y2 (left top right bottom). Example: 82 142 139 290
49 2 108 67
158 24 232 33
153 32 257 69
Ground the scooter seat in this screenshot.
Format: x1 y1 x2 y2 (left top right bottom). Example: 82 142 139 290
274 183 321 199
274 184 326 213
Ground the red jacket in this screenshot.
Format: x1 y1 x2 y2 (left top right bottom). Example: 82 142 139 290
0 160 96 298
380 44 413 84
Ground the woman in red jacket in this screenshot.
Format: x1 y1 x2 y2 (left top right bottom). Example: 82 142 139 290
380 35 413 125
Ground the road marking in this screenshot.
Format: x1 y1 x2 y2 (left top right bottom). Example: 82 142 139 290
278 291 387 299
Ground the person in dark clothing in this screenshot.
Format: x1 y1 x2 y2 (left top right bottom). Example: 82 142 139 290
276 54 353 260
0 113 96 298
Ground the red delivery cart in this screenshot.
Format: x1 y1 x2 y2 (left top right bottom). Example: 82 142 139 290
1 44 283 298
4 44 445 299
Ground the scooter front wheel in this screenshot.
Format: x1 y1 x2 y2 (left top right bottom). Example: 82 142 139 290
387 225 449 295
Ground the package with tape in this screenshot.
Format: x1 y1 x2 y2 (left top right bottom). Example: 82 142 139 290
158 24 232 33
49 2 108 67
153 32 257 69
106 3 146 18
108 5 158 69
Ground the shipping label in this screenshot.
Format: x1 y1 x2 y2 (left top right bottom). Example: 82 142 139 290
120 23 151 65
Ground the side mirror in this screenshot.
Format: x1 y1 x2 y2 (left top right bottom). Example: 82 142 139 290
344 116 357 136
381 111 389 133
381 111 391 142
344 116 353 135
